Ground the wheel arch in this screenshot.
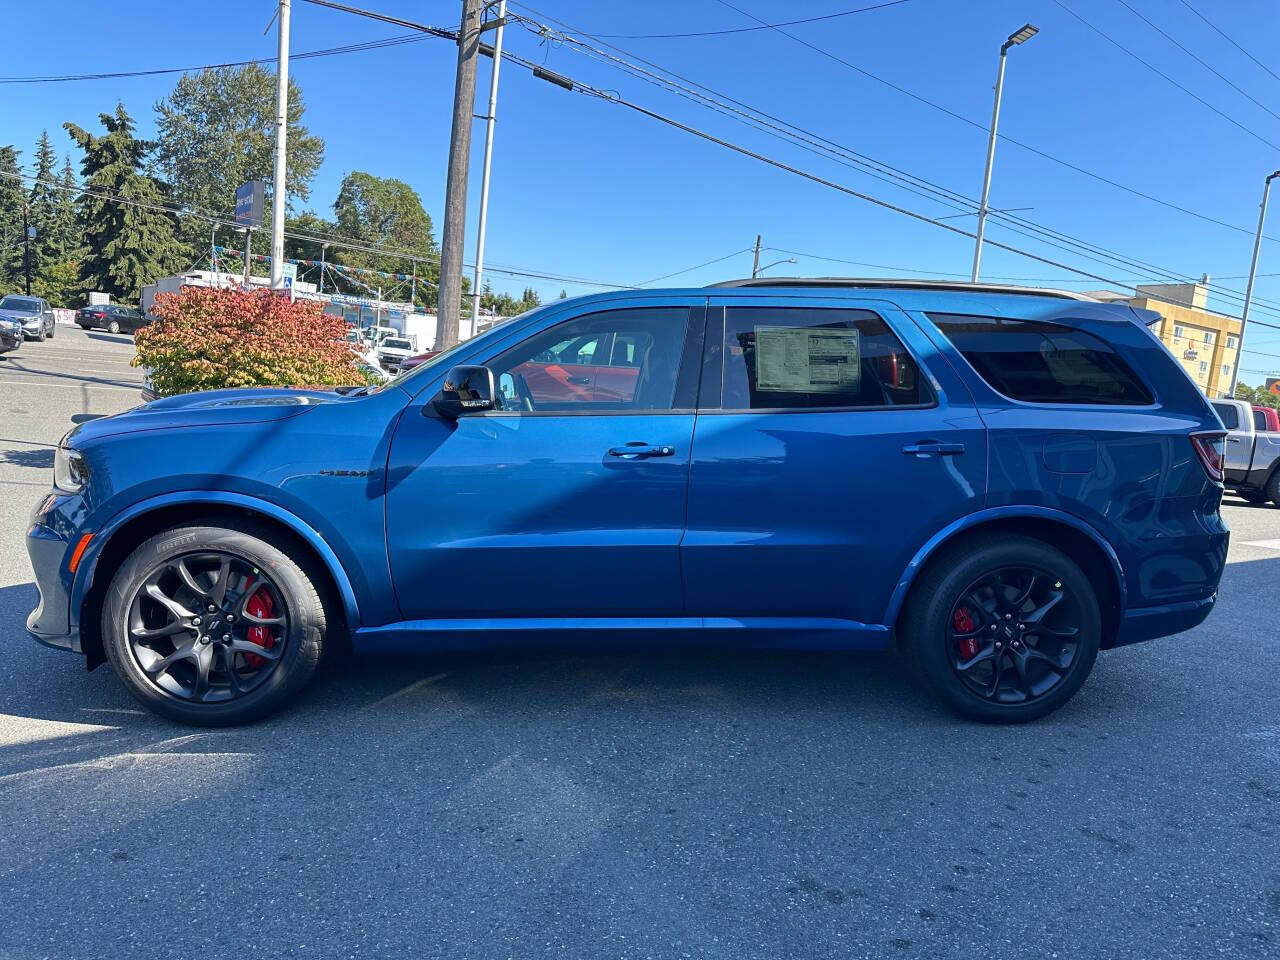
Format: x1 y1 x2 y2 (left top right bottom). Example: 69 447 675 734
75 493 360 669
885 507 1126 649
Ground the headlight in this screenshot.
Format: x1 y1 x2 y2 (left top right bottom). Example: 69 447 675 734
53 445 88 493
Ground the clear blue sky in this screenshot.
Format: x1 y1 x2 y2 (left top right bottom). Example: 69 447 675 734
4 0 1280 382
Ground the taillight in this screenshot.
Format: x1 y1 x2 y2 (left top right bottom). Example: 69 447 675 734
1190 432 1225 482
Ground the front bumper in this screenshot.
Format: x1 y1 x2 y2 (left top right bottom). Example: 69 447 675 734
25 520 79 653
20 318 43 337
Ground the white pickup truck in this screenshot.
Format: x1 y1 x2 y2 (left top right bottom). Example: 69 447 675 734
1211 399 1280 506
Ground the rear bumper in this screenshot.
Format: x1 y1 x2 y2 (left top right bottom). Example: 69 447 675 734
1112 593 1216 648
25 521 79 653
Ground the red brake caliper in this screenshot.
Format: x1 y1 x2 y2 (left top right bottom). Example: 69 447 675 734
242 579 276 669
953 606 979 659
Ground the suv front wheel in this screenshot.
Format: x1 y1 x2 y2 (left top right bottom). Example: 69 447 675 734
902 535 1101 723
102 521 328 725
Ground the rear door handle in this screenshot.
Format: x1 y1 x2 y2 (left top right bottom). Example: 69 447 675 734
608 442 675 459
902 440 965 458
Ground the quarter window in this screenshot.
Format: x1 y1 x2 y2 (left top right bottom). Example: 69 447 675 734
720 307 927 410
1255 411 1268 431
928 313 1154 405
487 307 689 412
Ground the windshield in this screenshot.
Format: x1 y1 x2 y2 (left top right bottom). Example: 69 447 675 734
384 338 413 350
0 296 39 312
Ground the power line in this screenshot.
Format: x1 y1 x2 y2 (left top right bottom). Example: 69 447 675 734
617 0 1280 245
1112 0 1280 123
635 247 754 286
0 167 632 291
1178 0 1280 87
593 1 910 40
0 34 429 84
1049 0 1280 151
508 5 1280 318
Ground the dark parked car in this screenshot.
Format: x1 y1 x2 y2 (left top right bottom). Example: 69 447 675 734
0 312 22 355
0 294 55 340
26 279 1229 726
77 304 149 334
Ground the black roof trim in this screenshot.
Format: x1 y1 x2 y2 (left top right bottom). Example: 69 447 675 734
706 277 1098 302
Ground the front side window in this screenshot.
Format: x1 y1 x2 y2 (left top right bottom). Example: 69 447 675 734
488 307 689 412
928 313 1154 405
720 307 926 411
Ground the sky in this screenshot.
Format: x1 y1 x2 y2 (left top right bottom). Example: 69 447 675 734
4 0 1280 383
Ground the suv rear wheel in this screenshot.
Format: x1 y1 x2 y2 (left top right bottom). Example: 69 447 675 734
102 521 327 725
1265 470 1280 507
902 535 1101 723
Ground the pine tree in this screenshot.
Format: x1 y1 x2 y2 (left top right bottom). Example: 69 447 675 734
52 156 80 257
65 104 188 303
28 131 60 268
0 145 24 289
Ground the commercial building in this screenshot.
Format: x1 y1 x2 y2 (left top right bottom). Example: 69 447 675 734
1085 278 1241 399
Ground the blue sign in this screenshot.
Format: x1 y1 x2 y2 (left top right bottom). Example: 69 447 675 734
235 181 264 228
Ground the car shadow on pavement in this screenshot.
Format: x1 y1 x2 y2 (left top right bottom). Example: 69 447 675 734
83 332 134 344
0 446 55 468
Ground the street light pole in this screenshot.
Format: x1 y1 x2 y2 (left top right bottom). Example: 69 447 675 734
270 0 292 289
755 257 796 275
1228 169 1280 399
971 23 1038 283
471 0 507 335
751 234 762 278
318 241 329 294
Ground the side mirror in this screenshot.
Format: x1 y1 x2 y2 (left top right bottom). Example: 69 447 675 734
431 365 496 418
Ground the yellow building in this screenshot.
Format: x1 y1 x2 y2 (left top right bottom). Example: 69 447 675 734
1085 280 1241 399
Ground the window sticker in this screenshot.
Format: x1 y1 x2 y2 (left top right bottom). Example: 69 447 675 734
754 326 861 393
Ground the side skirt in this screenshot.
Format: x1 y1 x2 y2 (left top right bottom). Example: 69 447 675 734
352 617 892 654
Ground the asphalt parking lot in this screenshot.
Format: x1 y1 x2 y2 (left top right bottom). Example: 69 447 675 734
1 324 1278 959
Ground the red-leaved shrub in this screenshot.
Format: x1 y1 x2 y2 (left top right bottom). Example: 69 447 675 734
134 287 372 396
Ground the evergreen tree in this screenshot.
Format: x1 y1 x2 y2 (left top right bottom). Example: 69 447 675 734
52 156 81 257
28 131 61 268
65 104 187 303
0 145 24 289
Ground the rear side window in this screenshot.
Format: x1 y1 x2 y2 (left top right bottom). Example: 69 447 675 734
928 313 1153 405
1254 410 1267 431
721 307 927 410
1211 402 1239 430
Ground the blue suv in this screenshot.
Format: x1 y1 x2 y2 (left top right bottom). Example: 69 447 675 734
25 280 1229 725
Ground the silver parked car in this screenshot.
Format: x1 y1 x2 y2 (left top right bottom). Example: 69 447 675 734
1212 398 1280 505
0 294 56 341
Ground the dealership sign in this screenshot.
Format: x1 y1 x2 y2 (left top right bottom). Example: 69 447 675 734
234 181 264 228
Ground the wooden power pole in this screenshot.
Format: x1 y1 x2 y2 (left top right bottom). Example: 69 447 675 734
437 0 484 349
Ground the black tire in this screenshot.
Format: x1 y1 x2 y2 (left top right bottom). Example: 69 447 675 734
1240 490 1267 505
1266 470 1280 507
47 322 55 338
901 534 1101 723
76 322 90 330
107 320 120 334
102 521 327 725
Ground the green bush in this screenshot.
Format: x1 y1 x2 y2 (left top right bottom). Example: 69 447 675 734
134 286 374 396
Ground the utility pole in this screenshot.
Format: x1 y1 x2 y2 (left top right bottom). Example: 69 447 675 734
270 0 292 289
437 0 483 349
242 228 253 287
319 241 329 294
22 202 32 295
971 23 1038 282
1228 169 1280 399
751 234 762 279
471 0 507 333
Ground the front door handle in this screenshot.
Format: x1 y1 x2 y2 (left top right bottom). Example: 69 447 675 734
903 440 965 458
608 442 675 460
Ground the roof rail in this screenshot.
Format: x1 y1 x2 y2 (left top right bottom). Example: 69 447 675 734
706 276 1099 302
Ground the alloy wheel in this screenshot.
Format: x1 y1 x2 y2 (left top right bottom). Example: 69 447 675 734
946 566 1081 705
125 551 289 703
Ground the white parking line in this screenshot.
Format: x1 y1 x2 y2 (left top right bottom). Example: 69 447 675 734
1240 539 1280 550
